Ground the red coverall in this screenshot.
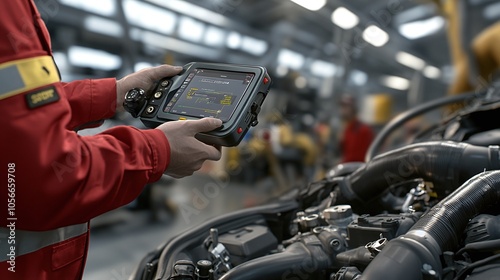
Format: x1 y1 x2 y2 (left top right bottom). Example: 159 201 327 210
0 1 170 279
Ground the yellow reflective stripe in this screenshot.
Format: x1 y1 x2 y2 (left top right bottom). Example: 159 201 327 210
0 223 88 261
0 55 60 101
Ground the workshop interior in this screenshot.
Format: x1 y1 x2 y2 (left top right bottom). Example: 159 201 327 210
33 0 500 279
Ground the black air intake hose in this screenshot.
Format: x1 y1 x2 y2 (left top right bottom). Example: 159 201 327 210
360 171 500 280
220 240 330 280
339 142 500 203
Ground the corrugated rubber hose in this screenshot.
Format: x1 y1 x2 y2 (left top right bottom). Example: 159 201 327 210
360 171 500 280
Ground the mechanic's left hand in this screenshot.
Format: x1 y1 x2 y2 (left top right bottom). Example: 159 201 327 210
116 65 183 111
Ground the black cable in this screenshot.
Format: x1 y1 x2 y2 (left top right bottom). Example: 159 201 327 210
453 253 500 280
365 90 485 162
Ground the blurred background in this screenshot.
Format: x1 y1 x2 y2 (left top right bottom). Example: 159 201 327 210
33 0 500 279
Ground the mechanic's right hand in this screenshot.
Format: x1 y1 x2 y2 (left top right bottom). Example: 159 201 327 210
156 118 223 178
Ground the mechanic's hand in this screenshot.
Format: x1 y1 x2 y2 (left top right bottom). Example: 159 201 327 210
116 65 183 111
156 118 223 178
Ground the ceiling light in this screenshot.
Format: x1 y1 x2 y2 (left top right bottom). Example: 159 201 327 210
363 25 390 47
178 17 205 42
331 7 359 30
395 5 436 26
396 51 426 70
241 36 268 56
423 65 441 79
310 60 337 77
68 46 122 71
290 0 326 11
138 30 220 59
204 26 225 47
134 62 153 72
399 16 445 40
59 0 116 16
226 32 242 49
381 75 410 91
124 0 177 35
277 49 304 70
350 70 368 86
84 16 123 37
146 0 230 26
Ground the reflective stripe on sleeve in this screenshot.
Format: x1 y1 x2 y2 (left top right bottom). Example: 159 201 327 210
0 222 88 261
0 55 60 101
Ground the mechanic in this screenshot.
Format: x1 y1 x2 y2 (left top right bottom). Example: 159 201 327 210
0 1 222 279
339 95 374 163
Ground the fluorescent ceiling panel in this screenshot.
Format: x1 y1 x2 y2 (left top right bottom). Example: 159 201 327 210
204 26 225 47
310 60 337 77
396 51 426 70
381 75 410 90
138 30 220 59
146 0 230 26
226 32 242 49
68 46 122 71
241 36 268 56
124 0 177 35
59 0 116 16
277 49 304 70
331 7 359 30
423 65 441 79
134 62 154 72
363 25 390 47
178 16 205 42
350 70 368 86
399 16 445 40
290 0 327 11
84 16 123 37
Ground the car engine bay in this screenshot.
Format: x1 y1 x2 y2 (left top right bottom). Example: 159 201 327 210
130 83 500 280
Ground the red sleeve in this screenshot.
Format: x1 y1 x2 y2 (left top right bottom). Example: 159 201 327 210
0 82 170 230
0 1 170 231
61 78 118 130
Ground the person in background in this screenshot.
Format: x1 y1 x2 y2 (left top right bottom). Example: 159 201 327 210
339 95 374 163
0 1 221 279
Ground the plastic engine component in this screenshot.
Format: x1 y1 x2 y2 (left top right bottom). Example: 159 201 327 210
218 225 278 265
347 214 418 248
464 214 500 244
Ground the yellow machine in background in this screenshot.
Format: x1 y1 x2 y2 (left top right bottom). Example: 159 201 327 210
436 0 500 96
